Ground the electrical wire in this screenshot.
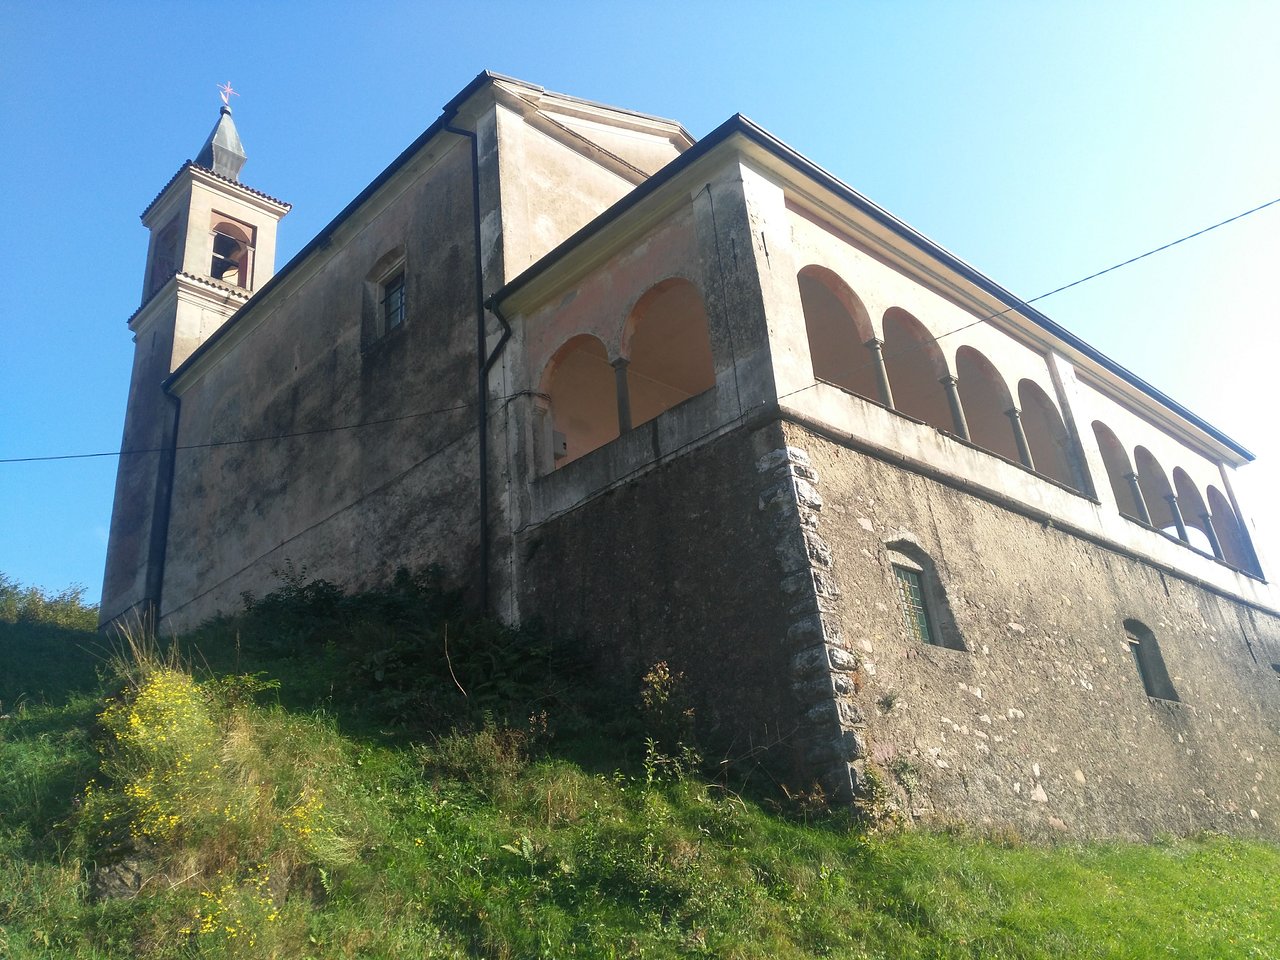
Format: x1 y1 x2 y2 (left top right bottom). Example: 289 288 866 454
2 194 1276 466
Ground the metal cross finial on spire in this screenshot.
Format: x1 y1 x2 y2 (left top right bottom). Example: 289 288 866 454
217 81 239 107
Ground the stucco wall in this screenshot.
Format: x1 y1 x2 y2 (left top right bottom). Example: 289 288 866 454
495 104 644 279
515 422 806 770
160 141 484 627
101 312 180 621
785 421 1280 838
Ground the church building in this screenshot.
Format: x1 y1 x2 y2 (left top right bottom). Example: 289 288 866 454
102 72 1280 837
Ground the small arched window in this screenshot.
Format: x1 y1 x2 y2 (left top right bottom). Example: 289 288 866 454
1123 619 1180 702
885 540 965 651
362 247 408 347
210 216 254 289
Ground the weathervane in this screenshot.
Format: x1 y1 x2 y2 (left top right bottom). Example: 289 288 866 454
217 81 239 107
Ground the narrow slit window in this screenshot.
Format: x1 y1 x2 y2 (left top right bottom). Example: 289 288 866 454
381 272 405 332
1124 620 1180 702
894 564 934 645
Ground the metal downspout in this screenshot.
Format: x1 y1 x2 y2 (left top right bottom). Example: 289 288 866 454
144 391 181 627
444 114 511 611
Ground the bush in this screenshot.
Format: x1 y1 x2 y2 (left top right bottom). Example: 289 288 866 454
76 634 372 955
0 573 98 630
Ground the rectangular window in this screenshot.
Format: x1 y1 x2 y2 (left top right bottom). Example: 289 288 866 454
893 565 934 645
381 272 405 332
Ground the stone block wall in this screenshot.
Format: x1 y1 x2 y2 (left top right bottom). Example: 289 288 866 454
787 421 1280 838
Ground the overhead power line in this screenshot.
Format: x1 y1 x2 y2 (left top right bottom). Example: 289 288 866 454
2 194 1276 466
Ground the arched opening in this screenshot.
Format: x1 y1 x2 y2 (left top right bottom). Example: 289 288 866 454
1019 380 1077 488
1123 619 1180 702
1172 468 1215 555
1207 485 1256 573
882 308 952 432
210 218 253 288
624 278 715 428
955 346 1020 462
541 335 619 468
1092 421 1143 520
885 539 965 651
797 265 879 401
1134 447 1178 535
149 219 181 295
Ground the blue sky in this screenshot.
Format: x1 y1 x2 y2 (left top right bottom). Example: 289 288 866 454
1 1 1277 601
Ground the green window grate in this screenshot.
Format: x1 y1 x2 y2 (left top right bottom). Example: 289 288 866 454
893 565 934 645
382 272 405 331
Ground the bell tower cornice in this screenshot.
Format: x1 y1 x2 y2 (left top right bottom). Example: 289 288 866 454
141 161 291 227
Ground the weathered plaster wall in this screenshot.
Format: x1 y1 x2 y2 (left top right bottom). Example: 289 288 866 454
540 108 687 176
786 421 1280 838
101 310 180 622
515 423 809 769
488 160 786 624
161 140 483 627
495 105 642 279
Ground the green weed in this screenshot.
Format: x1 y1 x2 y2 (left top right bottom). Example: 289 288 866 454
1 569 1277 958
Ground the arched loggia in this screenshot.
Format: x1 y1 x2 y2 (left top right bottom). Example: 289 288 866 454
955 346 1021 463
1207 485 1258 574
1093 421 1145 520
623 278 716 429
539 334 619 469
1172 468 1217 556
882 308 954 433
1019 380 1077 488
1134 447 1182 539
797 265 883 403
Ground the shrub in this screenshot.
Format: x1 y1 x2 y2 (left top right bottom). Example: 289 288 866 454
0 572 98 630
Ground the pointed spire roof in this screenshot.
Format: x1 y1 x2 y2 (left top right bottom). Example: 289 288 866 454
196 105 247 181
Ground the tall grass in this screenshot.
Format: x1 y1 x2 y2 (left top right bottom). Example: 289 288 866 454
0 569 1276 958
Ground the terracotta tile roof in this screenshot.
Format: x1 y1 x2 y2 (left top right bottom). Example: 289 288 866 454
139 161 291 221
125 270 252 325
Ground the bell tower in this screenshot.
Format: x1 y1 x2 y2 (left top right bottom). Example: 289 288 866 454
101 91 290 626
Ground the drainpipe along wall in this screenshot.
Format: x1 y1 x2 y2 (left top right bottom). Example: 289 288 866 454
142 391 181 628
445 113 510 611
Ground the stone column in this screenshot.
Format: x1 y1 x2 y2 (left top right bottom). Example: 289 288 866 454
1164 493 1189 543
940 375 970 441
612 357 633 434
864 337 895 409
1200 513 1225 560
1124 472 1151 525
532 394 554 473
1005 407 1035 470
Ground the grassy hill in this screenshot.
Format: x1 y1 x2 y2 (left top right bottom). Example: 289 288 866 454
1 570 1277 959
